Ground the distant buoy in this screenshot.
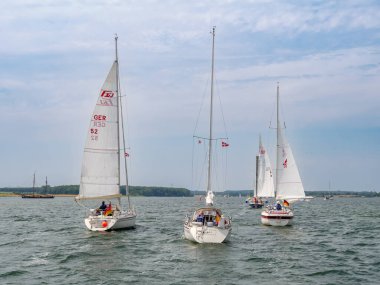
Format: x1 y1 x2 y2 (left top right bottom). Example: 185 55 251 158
102 221 108 228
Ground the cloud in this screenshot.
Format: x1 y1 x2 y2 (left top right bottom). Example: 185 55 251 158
0 0 379 190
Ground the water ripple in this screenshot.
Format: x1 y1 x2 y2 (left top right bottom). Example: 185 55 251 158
0 197 380 284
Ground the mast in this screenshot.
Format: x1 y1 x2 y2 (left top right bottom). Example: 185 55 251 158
255 134 262 197
115 35 121 206
33 172 35 195
255 155 259 197
45 176 48 194
275 82 280 198
117 41 132 210
207 26 216 194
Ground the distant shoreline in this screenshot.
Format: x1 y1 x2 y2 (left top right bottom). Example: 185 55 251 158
0 186 378 198
0 193 77 197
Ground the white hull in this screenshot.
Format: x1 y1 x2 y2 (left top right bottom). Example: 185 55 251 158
184 222 231 244
85 211 136 231
261 208 293 227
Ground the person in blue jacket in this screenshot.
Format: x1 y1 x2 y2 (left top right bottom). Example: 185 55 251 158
276 201 282 210
99 201 107 211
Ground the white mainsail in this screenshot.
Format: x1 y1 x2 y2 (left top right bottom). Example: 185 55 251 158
275 89 305 200
257 138 275 198
77 62 121 200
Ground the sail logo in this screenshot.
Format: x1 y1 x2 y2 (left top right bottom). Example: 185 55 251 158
283 159 288 168
100 90 114 98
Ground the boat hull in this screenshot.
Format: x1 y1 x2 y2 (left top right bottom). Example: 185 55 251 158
261 209 293 226
183 222 231 244
248 202 263 209
21 194 54 198
85 211 136 231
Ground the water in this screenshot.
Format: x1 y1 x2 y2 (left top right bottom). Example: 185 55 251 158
1 196 379 284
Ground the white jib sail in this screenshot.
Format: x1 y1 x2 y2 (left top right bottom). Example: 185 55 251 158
77 62 121 200
257 140 275 198
275 127 305 200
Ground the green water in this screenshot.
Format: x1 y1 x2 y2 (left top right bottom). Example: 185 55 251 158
0 196 379 284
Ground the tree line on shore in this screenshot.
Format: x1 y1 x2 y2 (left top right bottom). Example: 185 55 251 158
0 185 192 197
0 185 378 197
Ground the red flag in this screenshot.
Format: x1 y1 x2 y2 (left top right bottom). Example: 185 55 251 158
221 141 229 147
125 152 129 157
283 159 287 168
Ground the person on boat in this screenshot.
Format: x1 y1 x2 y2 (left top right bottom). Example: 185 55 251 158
196 212 204 223
99 201 107 211
215 213 221 225
276 201 282 210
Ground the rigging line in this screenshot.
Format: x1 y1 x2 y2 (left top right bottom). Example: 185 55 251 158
121 90 131 149
269 87 277 129
278 83 287 131
118 58 131 210
212 139 224 192
214 77 229 138
193 77 210 136
191 138 195 192
198 146 208 189
120 92 133 189
211 140 217 191
224 143 228 192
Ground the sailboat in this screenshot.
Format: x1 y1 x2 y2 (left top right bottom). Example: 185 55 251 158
249 136 275 208
324 181 333 200
261 83 309 226
75 35 136 231
21 173 54 198
183 27 232 243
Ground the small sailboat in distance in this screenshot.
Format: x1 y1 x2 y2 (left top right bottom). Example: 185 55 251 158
75 35 136 231
261 83 310 226
249 136 274 208
183 27 232 243
21 173 54 198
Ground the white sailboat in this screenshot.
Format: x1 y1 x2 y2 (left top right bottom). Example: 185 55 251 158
183 27 232 243
261 83 308 226
249 136 275 208
75 35 136 231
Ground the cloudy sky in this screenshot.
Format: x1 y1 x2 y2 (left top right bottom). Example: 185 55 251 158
1 0 379 192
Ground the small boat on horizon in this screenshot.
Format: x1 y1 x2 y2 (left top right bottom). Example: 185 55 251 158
248 136 275 209
21 174 54 199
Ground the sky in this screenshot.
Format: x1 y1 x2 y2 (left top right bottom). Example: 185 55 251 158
0 0 379 192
